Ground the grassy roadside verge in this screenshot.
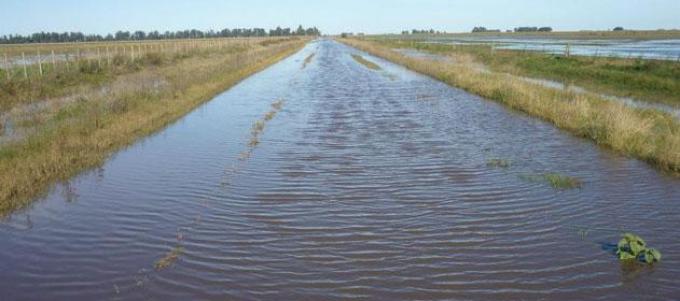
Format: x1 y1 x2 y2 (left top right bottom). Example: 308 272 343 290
367 39 680 106
0 38 307 215
339 38 680 174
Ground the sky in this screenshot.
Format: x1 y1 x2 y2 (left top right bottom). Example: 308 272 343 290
1 0 679 36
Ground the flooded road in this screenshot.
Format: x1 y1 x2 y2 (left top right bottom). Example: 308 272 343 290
1 39 680 300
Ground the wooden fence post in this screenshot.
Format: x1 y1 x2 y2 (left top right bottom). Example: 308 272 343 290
65 53 70 72
565 43 571 58
37 50 43 77
51 50 56 72
97 47 101 70
3 53 10 80
106 46 111 66
22 52 28 79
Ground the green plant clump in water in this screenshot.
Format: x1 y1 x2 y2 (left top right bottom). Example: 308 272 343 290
519 173 582 189
543 173 582 189
616 233 661 263
487 158 511 168
154 245 184 270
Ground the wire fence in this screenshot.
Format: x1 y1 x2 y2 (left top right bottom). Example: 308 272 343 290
0 38 278 82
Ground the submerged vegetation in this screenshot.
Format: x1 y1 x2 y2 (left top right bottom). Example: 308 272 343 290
486 158 512 168
302 53 315 69
0 37 306 215
339 38 680 174
242 99 285 158
155 245 184 270
519 173 583 189
351 54 381 70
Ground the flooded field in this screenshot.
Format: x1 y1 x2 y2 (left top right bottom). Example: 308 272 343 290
394 47 680 118
425 37 680 60
1 39 679 300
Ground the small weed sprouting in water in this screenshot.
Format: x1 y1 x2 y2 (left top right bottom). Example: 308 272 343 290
519 173 582 189
487 158 511 168
302 53 315 69
351 54 381 70
242 99 285 158
154 245 184 271
543 173 582 189
616 233 661 264
270 99 284 112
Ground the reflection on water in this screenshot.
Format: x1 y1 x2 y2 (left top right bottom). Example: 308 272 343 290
1 40 679 300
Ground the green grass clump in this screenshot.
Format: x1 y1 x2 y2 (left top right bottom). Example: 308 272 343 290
351 54 381 70
543 173 582 189
486 158 512 168
519 173 582 189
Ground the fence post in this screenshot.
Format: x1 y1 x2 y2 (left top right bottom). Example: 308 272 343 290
65 53 70 72
51 50 56 72
3 53 10 80
565 43 571 57
106 46 111 66
22 52 28 79
97 47 101 70
37 50 43 77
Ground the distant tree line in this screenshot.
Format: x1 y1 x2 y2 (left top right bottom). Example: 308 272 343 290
400 29 445 35
471 27 501 33
513 26 553 32
0 25 321 44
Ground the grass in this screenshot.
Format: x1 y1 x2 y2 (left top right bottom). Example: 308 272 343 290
242 99 285 158
302 53 315 69
340 38 680 174
519 173 583 189
154 245 184 270
487 158 512 168
368 39 680 106
0 38 306 215
351 54 381 70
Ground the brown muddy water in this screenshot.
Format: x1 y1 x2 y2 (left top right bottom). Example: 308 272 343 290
1 39 680 300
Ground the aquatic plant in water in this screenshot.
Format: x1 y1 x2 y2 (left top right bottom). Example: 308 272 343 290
487 158 511 168
155 245 184 270
519 173 582 189
616 233 661 264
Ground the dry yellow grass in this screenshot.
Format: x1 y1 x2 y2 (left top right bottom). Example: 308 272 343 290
340 38 680 174
0 38 306 215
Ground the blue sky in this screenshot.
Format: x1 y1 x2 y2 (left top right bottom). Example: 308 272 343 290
1 0 679 35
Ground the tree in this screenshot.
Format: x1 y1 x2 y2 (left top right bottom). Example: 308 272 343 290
613 27 624 31
296 25 305 35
